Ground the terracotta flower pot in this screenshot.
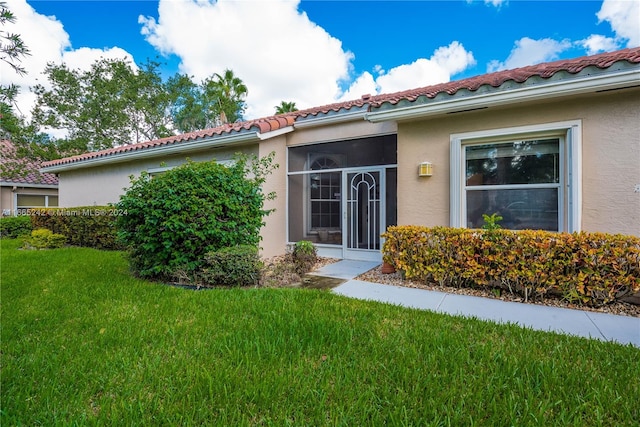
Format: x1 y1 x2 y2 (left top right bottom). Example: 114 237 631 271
381 262 396 274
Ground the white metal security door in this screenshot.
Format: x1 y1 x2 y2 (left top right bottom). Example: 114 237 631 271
344 169 383 261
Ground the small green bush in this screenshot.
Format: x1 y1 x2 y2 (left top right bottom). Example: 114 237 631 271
24 228 66 249
292 240 317 275
481 213 503 231
202 245 263 287
0 215 32 238
29 207 122 250
383 226 640 307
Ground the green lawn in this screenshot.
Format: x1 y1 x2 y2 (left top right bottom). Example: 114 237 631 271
1 239 638 426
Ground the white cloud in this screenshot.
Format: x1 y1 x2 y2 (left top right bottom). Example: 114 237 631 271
487 37 572 72
338 72 377 102
431 41 476 75
61 47 137 73
139 0 354 118
596 0 640 47
375 58 451 94
341 41 475 98
1 0 137 121
484 0 507 7
465 0 507 8
579 34 621 55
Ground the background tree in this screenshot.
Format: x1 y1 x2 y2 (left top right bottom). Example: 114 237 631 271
168 69 248 132
31 58 174 151
275 101 297 114
0 1 30 104
0 1 61 179
127 60 174 144
33 60 250 149
166 74 206 133
204 69 247 125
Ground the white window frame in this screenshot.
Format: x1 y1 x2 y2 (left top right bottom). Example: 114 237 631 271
450 120 582 232
14 193 59 214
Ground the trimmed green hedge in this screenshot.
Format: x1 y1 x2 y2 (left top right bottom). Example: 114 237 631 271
28 207 124 250
0 215 32 238
382 226 640 306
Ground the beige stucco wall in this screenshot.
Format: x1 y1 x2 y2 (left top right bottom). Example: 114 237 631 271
396 87 640 236
258 135 288 258
58 147 256 207
55 143 295 256
0 185 58 215
0 186 12 213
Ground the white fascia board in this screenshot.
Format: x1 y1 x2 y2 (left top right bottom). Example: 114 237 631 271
257 126 294 140
365 69 639 123
41 131 261 173
293 109 367 129
0 182 58 189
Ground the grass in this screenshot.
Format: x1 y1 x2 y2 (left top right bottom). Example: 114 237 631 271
1 239 638 426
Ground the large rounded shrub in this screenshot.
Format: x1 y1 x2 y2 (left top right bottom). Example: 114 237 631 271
116 153 277 279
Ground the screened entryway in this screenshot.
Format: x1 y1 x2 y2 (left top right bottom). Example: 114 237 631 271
288 135 397 261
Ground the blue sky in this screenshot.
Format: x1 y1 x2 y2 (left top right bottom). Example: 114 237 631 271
3 0 639 120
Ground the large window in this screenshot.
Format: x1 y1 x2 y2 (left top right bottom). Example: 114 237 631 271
450 121 582 232
465 139 561 230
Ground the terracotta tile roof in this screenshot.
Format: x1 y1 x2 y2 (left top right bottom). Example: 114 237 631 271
0 141 58 186
294 46 640 116
43 115 295 168
42 47 639 169
3 169 59 186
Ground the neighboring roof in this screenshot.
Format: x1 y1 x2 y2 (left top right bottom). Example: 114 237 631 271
42 47 640 171
0 141 58 187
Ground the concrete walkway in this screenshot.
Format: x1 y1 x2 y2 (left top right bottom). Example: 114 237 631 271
310 260 640 348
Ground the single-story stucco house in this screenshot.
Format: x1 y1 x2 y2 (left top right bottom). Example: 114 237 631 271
1 140 59 216
41 47 640 262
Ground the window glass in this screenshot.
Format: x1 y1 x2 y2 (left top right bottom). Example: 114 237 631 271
17 194 46 207
310 171 341 229
466 188 559 231
465 138 561 231
48 196 59 207
465 139 560 186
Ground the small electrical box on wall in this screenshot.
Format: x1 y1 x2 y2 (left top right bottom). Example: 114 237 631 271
418 162 433 177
